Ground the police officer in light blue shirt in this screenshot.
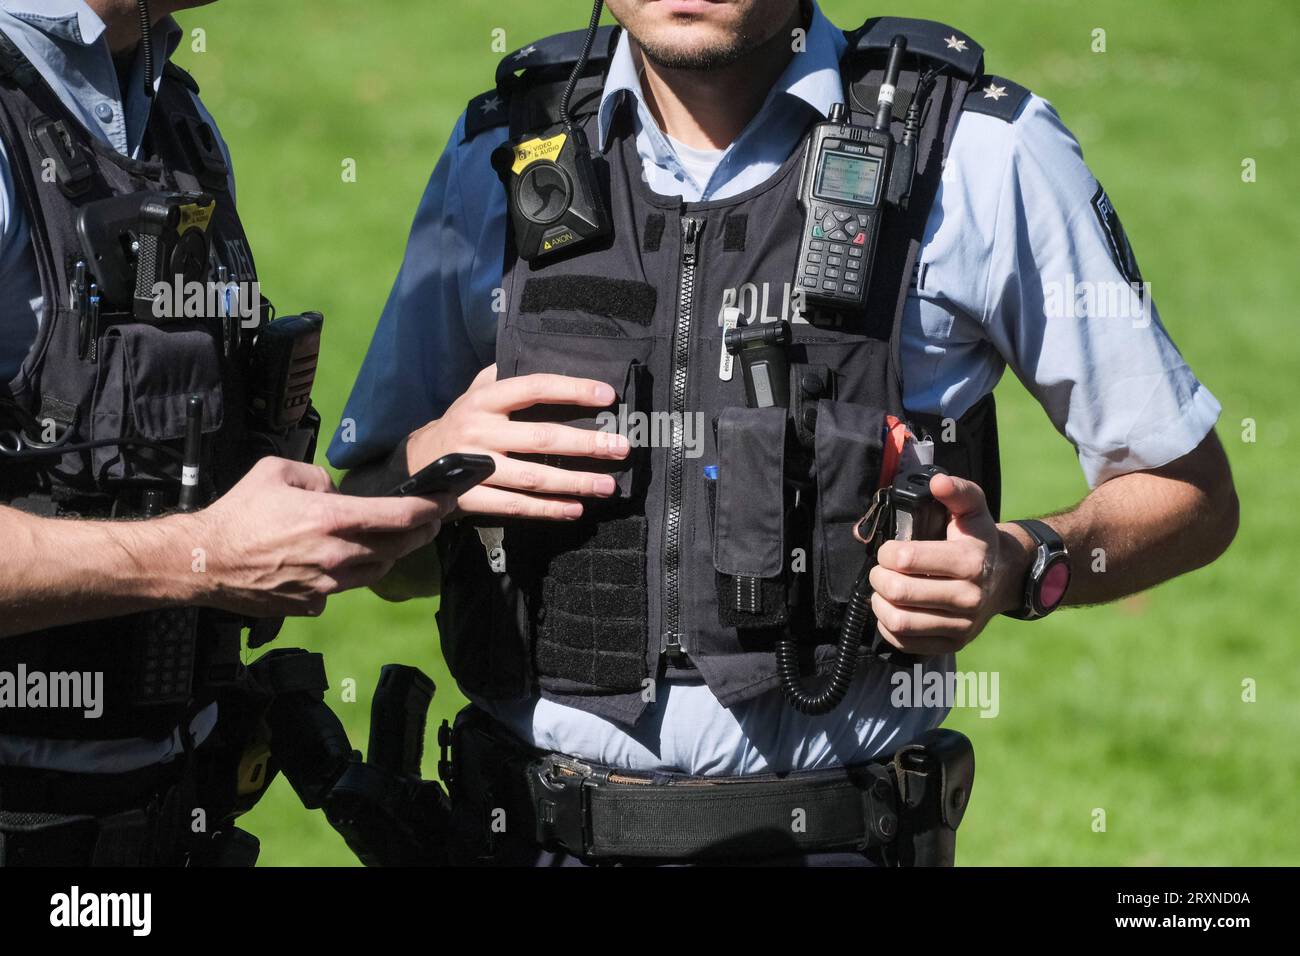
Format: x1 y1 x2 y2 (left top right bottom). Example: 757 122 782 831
334 0 1238 860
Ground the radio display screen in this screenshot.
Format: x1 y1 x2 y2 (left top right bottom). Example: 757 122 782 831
814 152 882 206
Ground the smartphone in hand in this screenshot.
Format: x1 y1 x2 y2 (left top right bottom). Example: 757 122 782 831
387 453 495 498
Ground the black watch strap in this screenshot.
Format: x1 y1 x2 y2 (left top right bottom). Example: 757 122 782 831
1013 518 1065 553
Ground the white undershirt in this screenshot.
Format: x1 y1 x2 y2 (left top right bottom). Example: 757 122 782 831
665 133 725 192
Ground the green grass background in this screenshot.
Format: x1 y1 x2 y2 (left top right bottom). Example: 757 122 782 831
172 0 1299 865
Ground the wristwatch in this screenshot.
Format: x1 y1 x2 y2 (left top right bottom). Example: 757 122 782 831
1004 519 1071 620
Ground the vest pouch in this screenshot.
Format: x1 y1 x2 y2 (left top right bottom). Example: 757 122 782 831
435 521 533 700
710 406 789 628
812 399 885 630
90 320 224 483
496 304 657 698
509 346 650 501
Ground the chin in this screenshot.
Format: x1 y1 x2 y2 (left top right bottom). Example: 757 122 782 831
619 0 785 69
636 18 752 69
648 27 734 55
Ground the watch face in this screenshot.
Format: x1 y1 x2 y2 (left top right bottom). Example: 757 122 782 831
1038 556 1071 612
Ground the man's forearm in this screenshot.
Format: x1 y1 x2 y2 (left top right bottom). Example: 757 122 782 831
0 506 205 637
995 431 1239 610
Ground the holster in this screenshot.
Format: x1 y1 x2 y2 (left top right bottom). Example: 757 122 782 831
890 727 976 867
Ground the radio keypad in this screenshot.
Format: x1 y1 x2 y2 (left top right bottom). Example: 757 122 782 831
800 207 870 296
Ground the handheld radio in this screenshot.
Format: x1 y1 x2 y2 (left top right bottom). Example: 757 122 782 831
794 36 908 312
247 311 325 433
495 0 611 261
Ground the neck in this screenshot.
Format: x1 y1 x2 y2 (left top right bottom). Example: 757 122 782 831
635 7 803 150
86 1 173 55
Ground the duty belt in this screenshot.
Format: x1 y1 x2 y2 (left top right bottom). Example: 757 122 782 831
444 707 975 865
0 764 257 866
528 755 900 859
0 807 261 867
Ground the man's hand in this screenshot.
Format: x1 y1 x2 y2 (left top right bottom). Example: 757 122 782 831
401 363 630 520
866 431 1239 656
868 474 1030 656
185 456 454 617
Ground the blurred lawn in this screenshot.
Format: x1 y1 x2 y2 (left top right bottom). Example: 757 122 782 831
174 0 1300 865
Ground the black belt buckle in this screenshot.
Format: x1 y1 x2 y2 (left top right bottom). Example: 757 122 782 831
529 759 591 856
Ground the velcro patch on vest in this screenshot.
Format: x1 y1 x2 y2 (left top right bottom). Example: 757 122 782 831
520 276 657 337
643 213 666 252
548 545 643 588
529 514 648 692
722 214 748 251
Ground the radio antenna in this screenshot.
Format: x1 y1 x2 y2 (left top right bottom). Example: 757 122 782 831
874 35 908 130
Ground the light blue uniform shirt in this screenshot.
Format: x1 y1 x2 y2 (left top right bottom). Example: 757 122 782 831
333 4 1220 775
0 0 226 771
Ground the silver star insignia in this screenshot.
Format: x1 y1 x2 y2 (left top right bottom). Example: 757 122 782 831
983 83 1008 101
480 94 503 114
945 35 968 53
513 45 537 60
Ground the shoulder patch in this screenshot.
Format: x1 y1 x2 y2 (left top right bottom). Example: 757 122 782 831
848 17 984 79
463 88 509 140
162 61 200 95
494 24 620 90
1090 185 1145 291
963 74 1031 122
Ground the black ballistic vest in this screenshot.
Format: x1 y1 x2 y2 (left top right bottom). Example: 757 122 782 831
438 18 1024 727
0 41 263 740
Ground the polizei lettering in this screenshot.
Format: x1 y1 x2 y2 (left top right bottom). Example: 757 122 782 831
718 281 833 328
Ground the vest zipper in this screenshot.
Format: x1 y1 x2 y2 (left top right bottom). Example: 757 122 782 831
661 216 700 661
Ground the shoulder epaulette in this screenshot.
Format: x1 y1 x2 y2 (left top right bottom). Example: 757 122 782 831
962 74 1032 122
162 61 200 95
464 87 510 140
847 17 984 79
463 24 621 142
493 24 620 90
